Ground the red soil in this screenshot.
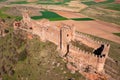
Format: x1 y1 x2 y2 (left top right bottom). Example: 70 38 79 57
94 0 106 2
115 0 120 3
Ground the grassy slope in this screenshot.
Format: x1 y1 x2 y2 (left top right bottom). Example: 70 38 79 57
0 28 85 80
0 7 22 20
0 0 7 2
0 7 11 19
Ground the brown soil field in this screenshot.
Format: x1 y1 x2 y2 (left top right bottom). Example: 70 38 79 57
54 20 120 44
94 0 106 2
52 10 87 18
52 11 120 44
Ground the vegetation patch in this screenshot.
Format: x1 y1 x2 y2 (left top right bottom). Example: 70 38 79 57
37 0 71 5
0 7 22 20
0 7 11 19
31 10 68 21
10 1 29 4
82 0 115 6
113 33 120 37
0 0 7 2
71 40 94 52
99 3 120 11
71 18 94 21
80 6 120 25
0 28 85 80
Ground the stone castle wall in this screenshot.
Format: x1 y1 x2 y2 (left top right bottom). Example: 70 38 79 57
13 11 110 80
75 32 107 49
67 44 110 73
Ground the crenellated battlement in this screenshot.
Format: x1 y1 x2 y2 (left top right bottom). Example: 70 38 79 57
75 31 109 49
69 44 106 60
68 44 109 73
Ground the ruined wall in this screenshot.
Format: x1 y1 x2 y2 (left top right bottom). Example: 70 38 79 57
13 11 110 80
67 44 110 73
75 32 107 49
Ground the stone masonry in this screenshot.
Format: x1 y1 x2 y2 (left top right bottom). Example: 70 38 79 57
13 11 110 80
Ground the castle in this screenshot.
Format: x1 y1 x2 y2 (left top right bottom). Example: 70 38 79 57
13 11 110 80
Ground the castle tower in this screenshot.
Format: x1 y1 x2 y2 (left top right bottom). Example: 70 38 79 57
97 44 110 72
59 24 75 56
22 10 31 24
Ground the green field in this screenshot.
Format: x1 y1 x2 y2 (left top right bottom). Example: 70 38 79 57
113 33 120 37
82 0 115 6
10 0 71 5
71 18 94 21
31 10 68 21
37 0 71 5
10 1 29 4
